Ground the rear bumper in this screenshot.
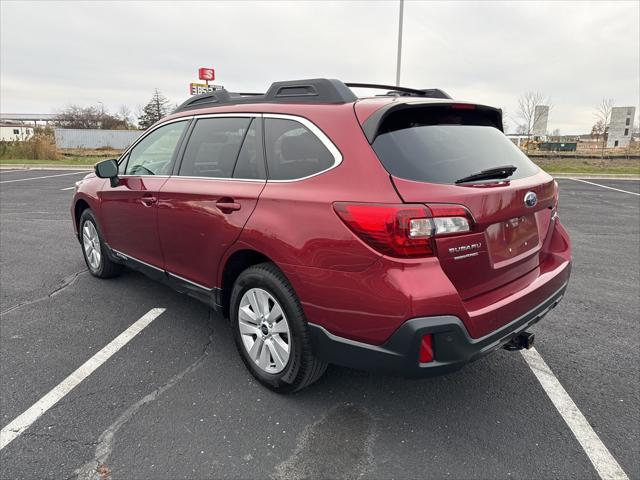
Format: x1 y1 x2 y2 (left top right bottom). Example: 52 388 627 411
308 278 568 377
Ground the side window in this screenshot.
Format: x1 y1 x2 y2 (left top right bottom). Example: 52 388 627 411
264 118 334 180
125 121 187 176
233 119 266 180
179 117 251 178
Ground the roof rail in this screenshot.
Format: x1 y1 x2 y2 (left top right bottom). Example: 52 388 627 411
174 79 358 113
346 83 451 99
264 78 357 103
173 79 450 114
174 89 233 112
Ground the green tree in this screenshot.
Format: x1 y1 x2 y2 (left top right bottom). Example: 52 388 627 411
138 89 171 129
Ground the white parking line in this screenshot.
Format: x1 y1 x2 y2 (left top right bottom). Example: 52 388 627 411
61 186 76 191
0 308 166 450
0 171 86 184
521 347 629 480
0 170 23 174
569 178 640 196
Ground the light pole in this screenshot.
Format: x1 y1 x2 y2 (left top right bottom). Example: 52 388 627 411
395 0 404 86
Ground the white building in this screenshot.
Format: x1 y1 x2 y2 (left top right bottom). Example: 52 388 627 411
0 113 56 126
54 129 141 149
532 105 549 136
0 123 34 141
607 106 636 148
506 134 530 147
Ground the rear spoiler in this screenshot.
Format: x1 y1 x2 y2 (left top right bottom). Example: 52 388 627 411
360 102 504 143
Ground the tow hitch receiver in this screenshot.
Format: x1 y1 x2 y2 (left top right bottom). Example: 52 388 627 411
504 331 535 351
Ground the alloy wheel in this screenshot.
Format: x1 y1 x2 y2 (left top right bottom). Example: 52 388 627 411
238 287 291 374
82 220 102 271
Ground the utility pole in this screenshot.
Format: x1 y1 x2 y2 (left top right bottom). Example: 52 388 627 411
395 0 404 86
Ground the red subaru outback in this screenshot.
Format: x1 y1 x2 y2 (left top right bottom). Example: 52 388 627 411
71 79 571 392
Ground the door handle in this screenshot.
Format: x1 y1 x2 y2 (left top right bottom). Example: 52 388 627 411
140 195 157 207
216 198 241 213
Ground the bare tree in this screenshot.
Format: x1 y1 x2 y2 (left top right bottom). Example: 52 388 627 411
594 98 614 157
117 105 134 127
54 104 130 130
591 120 605 141
500 109 510 133
517 91 550 151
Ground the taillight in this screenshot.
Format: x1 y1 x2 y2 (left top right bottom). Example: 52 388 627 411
333 203 433 257
333 203 473 258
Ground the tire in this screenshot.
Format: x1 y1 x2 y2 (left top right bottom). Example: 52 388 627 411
79 209 122 279
230 262 327 393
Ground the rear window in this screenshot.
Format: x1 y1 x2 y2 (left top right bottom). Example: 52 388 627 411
264 118 334 180
372 107 538 184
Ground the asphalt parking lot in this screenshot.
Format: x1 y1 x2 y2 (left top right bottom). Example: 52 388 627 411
0 169 638 480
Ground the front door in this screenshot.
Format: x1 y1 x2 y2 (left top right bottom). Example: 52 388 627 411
99 120 189 268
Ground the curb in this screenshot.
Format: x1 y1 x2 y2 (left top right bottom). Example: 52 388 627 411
0 165 94 171
552 173 640 180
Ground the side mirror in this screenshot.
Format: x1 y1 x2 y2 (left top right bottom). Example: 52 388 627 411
95 159 119 187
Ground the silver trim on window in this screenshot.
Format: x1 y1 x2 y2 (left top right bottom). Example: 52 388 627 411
165 176 265 183
262 113 343 182
116 175 171 179
117 112 343 183
194 113 261 119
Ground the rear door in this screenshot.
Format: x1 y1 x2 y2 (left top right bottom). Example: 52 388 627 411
100 120 189 267
370 104 556 300
157 115 266 289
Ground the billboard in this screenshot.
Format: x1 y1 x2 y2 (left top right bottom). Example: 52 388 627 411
532 105 549 136
198 68 215 81
189 83 223 95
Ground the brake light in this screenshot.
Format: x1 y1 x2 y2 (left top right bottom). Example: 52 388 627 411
333 203 473 258
450 103 476 110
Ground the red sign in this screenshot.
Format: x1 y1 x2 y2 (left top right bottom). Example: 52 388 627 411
198 68 215 81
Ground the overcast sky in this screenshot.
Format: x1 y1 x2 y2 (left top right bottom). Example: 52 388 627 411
1 0 638 133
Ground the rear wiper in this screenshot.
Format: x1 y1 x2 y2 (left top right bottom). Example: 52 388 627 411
455 165 517 184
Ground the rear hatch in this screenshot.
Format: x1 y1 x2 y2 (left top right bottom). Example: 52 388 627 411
368 102 556 300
